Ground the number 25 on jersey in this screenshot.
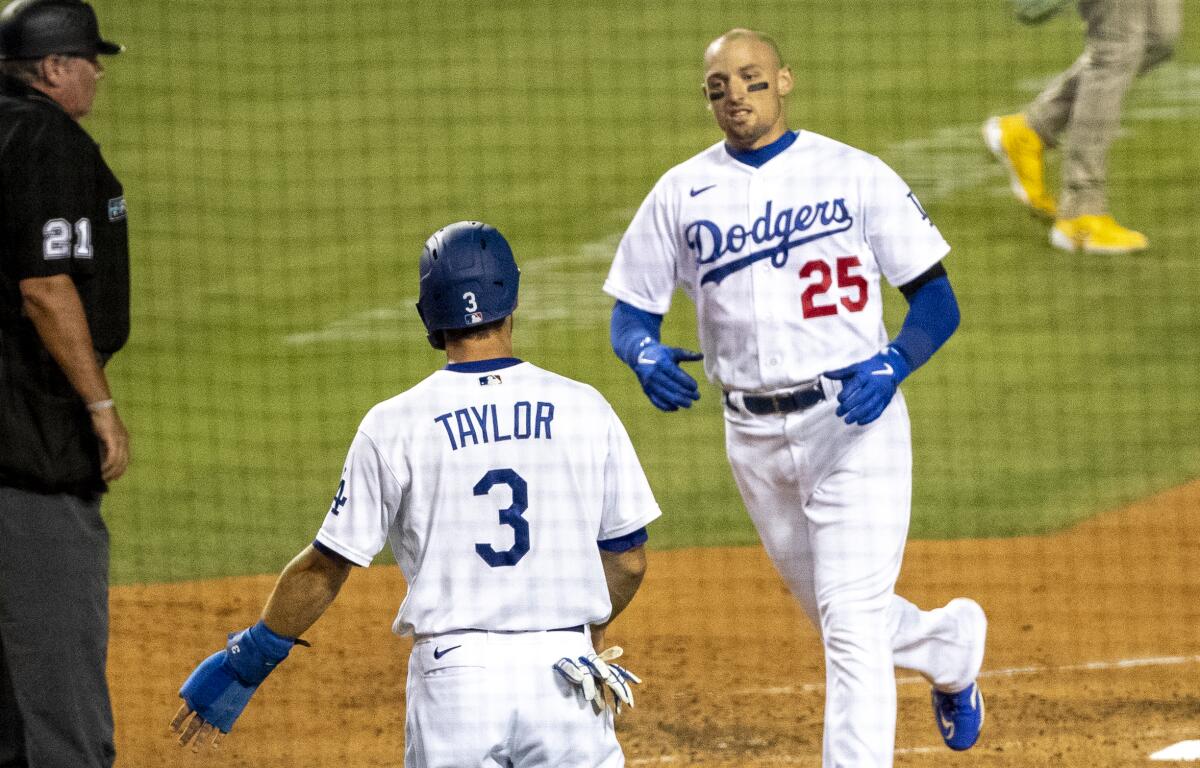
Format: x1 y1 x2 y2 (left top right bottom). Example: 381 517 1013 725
799 255 868 319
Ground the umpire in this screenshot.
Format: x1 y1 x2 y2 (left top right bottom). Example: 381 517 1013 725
0 1 128 766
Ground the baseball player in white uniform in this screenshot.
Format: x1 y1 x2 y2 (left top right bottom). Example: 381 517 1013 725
604 29 987 767
172 221 660 767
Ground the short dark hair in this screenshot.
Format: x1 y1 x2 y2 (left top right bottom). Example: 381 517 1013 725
0 58 42 84
442 317 507 345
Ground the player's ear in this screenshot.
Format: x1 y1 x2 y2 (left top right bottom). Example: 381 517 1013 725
701 84 712 110
776 66 794 98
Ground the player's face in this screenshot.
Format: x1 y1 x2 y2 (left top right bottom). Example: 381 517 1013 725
43 53 104 120
703 37 793 150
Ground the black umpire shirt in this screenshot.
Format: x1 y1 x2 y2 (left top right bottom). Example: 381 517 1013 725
0 74 129 495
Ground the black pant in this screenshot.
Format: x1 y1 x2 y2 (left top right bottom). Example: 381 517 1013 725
0 486 114 768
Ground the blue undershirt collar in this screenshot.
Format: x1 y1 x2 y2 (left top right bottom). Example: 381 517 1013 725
444 357 523 373
725 130 799 168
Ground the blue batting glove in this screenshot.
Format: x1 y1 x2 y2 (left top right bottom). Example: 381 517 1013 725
823 346 911 426
178 648 260 733
633 341 703 412
178 621 300 733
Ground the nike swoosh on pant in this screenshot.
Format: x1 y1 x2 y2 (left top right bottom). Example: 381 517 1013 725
433 644 462 660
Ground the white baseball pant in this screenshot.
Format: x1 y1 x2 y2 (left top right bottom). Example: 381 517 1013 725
724 380 982 768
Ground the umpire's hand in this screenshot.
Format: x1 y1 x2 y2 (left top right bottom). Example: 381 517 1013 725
90 405 129 482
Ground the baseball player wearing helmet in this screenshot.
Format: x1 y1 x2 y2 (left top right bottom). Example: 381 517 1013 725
605 30 987 766
0 2 126 766
173 222 660 767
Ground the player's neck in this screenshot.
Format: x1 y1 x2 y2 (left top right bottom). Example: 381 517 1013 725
444 335 514 364
728 122 790 152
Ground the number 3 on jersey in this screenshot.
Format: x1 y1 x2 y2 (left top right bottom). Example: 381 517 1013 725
474 468 530 567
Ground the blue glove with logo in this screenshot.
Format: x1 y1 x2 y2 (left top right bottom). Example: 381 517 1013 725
172 620 304 747
633 340 704 412
823 346 912 426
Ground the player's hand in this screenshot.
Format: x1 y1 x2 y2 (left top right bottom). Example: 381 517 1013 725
633 341 703 412
173 621 301 746
174 645 262 745
823 346 911 426
555 646 641 714
90 405 129 482
170 700 223 752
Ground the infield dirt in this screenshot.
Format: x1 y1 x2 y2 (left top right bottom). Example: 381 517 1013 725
112 481 1200 767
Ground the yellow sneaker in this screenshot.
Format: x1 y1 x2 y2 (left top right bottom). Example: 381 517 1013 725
983 114 1057 219
1050 215 1149 254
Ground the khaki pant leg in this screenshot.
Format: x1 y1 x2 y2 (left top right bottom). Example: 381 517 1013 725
1026 51 1089 147
1141 0 1181 73
1058 0 1150 217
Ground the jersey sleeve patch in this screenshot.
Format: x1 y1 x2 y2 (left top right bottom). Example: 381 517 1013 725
864 157 952 288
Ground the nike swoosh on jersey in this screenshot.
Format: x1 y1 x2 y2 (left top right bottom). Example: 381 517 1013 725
433 644 462 660
636 352 656 366
690 184 717 197
871 363 894 376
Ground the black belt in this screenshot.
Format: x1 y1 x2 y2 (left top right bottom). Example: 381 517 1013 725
726 380 825 416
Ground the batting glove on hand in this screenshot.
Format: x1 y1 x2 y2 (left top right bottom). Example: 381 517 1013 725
823 346 911 426
172 621 304 748
555 646 642 714
633 340 703 412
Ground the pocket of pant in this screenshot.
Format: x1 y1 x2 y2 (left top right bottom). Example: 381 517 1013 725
418 637 488 677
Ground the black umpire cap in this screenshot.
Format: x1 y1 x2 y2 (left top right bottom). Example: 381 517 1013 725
0 0 122 60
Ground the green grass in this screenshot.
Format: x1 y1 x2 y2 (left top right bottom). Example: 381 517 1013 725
86 1 1200 583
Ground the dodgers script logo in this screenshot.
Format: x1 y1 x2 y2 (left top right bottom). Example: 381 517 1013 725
687 198 853 286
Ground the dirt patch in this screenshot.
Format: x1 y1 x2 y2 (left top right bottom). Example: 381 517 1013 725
111 481 1200 766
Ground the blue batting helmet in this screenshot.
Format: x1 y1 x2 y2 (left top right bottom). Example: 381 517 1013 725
416 221 520 350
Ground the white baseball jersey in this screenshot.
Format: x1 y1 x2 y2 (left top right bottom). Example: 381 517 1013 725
315 359 661 637
604 130 950 393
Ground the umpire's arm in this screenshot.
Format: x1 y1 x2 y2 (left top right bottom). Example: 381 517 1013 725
592 545 647 653
20 273 129 481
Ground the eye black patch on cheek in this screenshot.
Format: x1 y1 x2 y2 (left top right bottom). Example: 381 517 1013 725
747 81 769 92
708 90 725 101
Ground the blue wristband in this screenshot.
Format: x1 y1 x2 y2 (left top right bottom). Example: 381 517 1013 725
610 301 663 369
225 620 298 686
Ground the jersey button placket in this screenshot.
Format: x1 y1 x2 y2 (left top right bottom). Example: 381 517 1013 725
749 172 780 388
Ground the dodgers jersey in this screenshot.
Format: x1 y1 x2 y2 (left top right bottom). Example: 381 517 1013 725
604 130 950 392
315 360 661 637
